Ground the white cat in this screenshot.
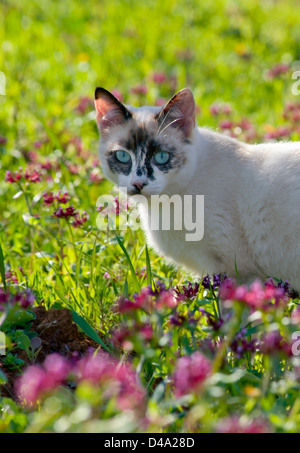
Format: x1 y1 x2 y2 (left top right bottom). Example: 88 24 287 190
94 87 300 291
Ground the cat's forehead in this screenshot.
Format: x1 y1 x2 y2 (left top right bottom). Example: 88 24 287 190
103 105 183 153
125 104 161 120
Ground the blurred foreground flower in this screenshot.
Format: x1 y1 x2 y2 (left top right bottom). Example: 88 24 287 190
267 63 290 79
219 279 287 311
172 351 212 397
0 288 35 311
216 415 271 433
16 351 145 410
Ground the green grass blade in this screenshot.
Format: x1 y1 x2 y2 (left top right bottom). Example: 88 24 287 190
145 245 152 286
72 311 112 354
114 233 140 293
0 243 6 291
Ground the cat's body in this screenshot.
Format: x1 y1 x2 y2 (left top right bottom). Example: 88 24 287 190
95 87 300 291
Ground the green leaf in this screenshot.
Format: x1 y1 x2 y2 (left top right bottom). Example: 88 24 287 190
72 311 112 354
1 308 35 331
16 333 31 351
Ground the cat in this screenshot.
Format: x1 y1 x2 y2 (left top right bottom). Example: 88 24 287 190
94 87 300 291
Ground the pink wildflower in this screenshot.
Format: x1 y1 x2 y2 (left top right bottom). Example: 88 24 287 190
267 63 290 79
210 103 232 116
111 90 123 102
75 96 93 115
173 352 212 396
16 354 70 407
24 169 42 183
152 72 167 84
156 290 177 309
5 168 23 183
219 279 286 311
5 270 18 284
131 85 148 96
219 119 234 130
74 352 146 410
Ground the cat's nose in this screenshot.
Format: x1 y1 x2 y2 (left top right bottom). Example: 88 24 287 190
132 181 147 191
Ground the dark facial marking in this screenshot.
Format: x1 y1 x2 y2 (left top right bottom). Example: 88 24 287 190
116 123 186 180
107 152 132 175
136 165 146 177
120 123 151 154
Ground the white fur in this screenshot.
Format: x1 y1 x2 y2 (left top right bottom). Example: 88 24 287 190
141 126 300 290
98 105 300 291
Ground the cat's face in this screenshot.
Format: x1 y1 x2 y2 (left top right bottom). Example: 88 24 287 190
94 88 196 197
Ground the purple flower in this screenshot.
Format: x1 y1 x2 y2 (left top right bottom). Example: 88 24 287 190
0 288 35 311
230 328 258 358
169 312 187 326
172 352 212 396
72 211 89 228
148 281 167 297
200 309 225 332
18 289 36 309
260 331 292 356
175 282 199 301
56 191 71 204
202 274 229 290
53 206 77 219
43 192 55 205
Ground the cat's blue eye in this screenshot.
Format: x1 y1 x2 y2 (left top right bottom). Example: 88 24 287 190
115 150 131 164
153 151 170 165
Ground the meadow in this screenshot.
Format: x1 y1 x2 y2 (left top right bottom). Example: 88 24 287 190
1 0 300 433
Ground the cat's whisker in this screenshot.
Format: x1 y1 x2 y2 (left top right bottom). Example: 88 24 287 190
156 104 176 137
157 117 183 137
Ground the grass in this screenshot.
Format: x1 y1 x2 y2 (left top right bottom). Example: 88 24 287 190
1 0 300 434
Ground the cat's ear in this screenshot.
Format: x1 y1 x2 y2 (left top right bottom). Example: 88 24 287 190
157 88 196 138
94 88 132 133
